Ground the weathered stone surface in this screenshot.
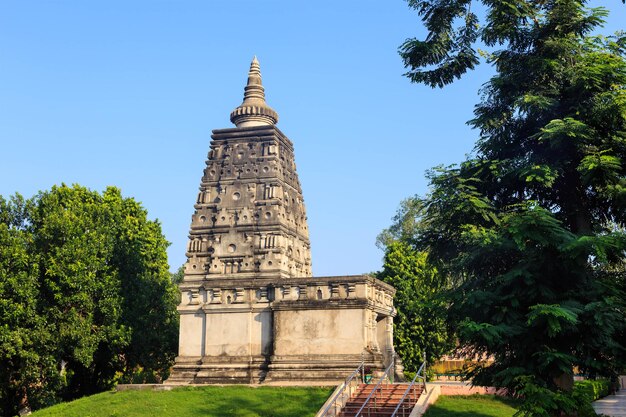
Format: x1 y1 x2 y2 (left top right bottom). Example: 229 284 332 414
167 58 397 385
230 56 279 128
185 124 312 280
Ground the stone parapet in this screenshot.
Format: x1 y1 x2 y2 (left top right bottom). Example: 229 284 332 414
178 275 395 311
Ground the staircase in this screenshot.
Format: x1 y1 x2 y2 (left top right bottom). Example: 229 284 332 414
337 383 424 417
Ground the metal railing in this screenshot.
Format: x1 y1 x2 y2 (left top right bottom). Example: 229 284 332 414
355 353 396 417
390 357 428 417
319 361 365 417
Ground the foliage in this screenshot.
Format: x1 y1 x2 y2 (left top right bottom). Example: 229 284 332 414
377 198 424 250
0 195 63 413
0 185 179 416
398 0 626 415
574 379 610 402
511 377 607 417
377 237 454 375
30 386 334 417
170 264 185 285
400 0 625 87
423 395 519 417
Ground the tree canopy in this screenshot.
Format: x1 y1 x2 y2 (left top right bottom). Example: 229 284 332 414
398 0 626 415
378 199 454 376
0 185 179 416
378 240 454 376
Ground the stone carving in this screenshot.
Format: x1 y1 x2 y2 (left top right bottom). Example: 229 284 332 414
189 290 200 305
297 284 307 300
183 99 311 280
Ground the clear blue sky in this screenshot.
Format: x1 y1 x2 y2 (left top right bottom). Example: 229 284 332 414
1 1 625 275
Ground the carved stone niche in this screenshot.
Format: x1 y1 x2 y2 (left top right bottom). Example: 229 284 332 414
223 289 235 305
315 287 324 300
215 288 245 304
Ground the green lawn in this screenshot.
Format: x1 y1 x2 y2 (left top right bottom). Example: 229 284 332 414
424 395 519 417
31 386 334 417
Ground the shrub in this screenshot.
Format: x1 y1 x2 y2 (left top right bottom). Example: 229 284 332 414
513 377 609 417
573 379 610 402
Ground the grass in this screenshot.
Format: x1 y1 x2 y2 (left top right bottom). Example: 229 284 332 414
423 395 520 417
30 386 334 417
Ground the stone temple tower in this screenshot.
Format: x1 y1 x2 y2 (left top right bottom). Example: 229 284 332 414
187 56 312 282
168 58 398 384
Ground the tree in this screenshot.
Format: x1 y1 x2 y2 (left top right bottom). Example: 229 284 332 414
0 195 61 416
398 0 626 414
377 240 453 376
171 264 185 285
377 199 454 376
0 185 179 416
102 188 179 385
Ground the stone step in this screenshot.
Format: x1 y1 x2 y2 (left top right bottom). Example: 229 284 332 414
341 403 417 412
353 391 419 397
341 398 418 406
352 387 423 398
347 398 419 405
336 383 424 417
356 384 418 391
345 397 419 404
338 405 416 417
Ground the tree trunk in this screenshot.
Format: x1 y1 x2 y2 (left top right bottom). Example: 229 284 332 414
17 387 31 416
554 372 574 392
554 373 576 417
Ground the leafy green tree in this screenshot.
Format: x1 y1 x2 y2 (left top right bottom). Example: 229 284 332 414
0 195 61 416
171 265 185 285
399 0 626 414
30 186 131 398
103 188 179 384
0 185 179 415
377 198 454 375
377 239 453 375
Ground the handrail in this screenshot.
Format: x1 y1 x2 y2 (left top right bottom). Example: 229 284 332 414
355 353 395 417
390 358 428 417
319 362 365 417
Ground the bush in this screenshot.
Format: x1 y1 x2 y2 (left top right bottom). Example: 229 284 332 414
403 367 436 382
574 379 610 402
513 377 610 417
567 379 609 417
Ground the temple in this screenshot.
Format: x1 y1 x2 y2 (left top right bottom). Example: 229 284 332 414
167 58 398 384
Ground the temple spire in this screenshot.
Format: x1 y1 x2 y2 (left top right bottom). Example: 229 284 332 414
230 56 279 127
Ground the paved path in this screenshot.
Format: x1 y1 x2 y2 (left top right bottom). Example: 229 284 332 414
593 389 626 417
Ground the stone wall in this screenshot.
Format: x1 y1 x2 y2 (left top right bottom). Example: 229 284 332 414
169 275 396 384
